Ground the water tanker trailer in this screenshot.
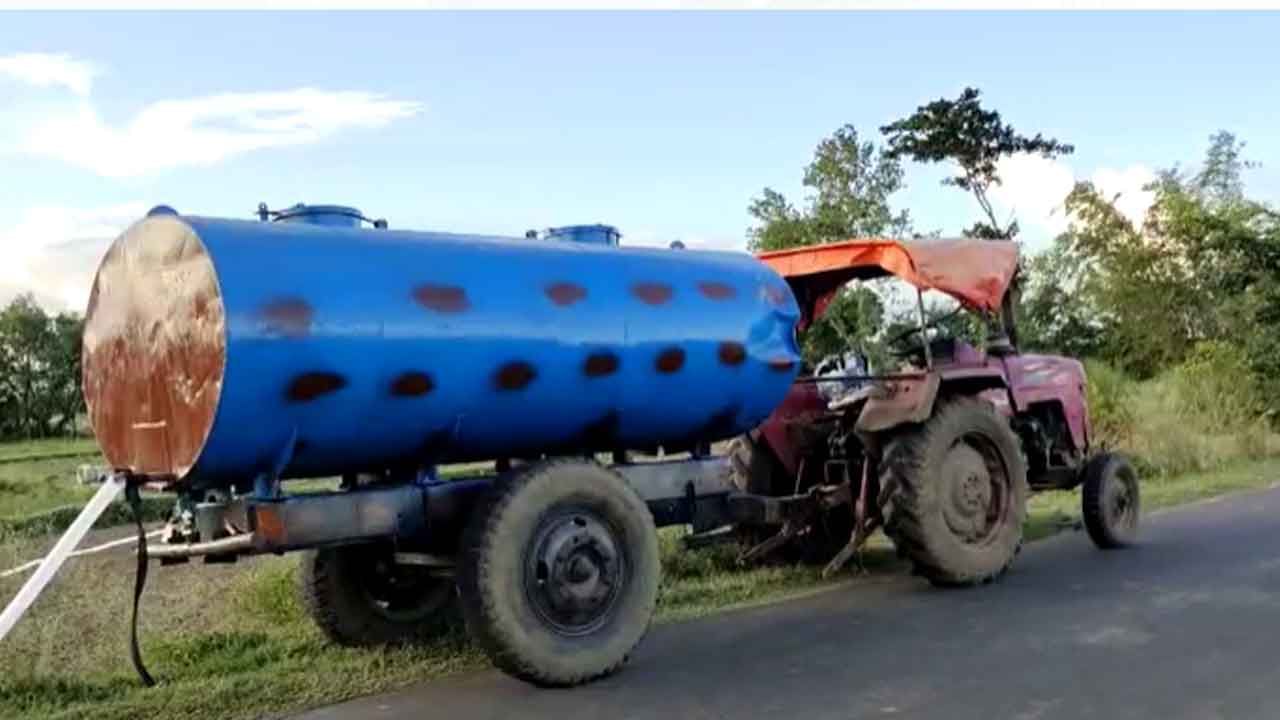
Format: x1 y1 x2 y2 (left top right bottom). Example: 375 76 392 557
76 203 803 686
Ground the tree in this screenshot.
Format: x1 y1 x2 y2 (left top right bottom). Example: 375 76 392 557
747 125 910 366
1017 236 1108 358
880 87 1073 240
0 295 55 438
748 124 910 252
0 295 86 439
48 312 85 435
1055 130 1280 400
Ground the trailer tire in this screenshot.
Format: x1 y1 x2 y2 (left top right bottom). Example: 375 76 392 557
300 543 457 647
880 397 1028 587
458 459 660 687
1081 452 1140 549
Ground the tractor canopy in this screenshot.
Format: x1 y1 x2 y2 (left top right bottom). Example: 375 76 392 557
757 238 1020 328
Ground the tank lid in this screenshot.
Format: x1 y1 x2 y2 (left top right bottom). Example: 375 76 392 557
258 203 387 229
543 224 621 246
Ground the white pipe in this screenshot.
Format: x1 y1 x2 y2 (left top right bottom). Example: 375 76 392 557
0 475 126 641
0 529 164 580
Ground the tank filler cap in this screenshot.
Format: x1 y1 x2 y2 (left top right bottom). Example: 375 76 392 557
256 202 388 229
542 224 621 246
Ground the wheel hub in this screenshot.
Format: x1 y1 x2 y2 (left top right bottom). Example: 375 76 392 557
525 509 625 636
942 440 1007 545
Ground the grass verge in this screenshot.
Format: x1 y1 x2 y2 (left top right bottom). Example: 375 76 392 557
3 456 1279 720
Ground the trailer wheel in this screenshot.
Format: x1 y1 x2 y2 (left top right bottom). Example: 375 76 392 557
1081 452 1140 549
300 543 456 647
880 397 1028 587
458 459 660 687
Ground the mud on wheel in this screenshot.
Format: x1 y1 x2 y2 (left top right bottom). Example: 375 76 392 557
458 459 660 687
880 397 1028 587
1081 452 1140 549
300 542 456 647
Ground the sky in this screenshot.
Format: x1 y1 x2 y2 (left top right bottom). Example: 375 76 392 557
1 11 1276 312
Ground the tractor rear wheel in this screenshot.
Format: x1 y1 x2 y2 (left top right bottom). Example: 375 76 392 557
457 459 660 687
1081 452 1140 549
880 397 1028 587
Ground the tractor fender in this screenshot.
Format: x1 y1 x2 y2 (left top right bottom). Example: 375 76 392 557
854 373 941 435
855 369 1013 436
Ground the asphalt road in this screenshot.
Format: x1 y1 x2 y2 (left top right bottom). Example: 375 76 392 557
298 487 1280 720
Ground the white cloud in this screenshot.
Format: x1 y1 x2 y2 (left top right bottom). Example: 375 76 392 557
1091 165 1158 230
1 53 423 178
988 153 1077 238
989 154 1158 245
0 52 98 96
0 203 145 312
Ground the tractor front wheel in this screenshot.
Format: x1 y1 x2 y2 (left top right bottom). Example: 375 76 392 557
1081 452 1140 549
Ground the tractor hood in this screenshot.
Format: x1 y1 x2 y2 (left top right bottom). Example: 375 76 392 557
757 239 1020 326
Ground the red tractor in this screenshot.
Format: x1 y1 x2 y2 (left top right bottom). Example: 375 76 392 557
726 238 1140 584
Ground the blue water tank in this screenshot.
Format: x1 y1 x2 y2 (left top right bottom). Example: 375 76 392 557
81 206 801 490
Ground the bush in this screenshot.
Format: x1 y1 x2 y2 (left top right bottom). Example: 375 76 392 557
1087 344 1278 477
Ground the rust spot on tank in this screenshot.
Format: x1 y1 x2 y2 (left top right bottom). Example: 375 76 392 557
583 351 620 378
655 347 686 374
767 358 797 373
259 297 314 337
81 218 227 481
286 372 347 402
390 371 434 397
632 282 673 306
495 361 537 391
698 282 736 300
413 284 470 313
762 284 790 307
718 341 747 366
545 282 587 307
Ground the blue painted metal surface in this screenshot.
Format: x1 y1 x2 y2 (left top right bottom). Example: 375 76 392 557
83 207 802 490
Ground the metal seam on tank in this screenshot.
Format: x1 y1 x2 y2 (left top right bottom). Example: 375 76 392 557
183 218 230 480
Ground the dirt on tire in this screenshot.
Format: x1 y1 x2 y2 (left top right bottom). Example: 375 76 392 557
879 397 1028 587
456 459 660 688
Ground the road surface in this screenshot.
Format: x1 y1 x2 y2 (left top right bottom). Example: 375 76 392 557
298 486 1280 720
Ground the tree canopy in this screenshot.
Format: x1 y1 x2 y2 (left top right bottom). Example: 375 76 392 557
881 87 1074 240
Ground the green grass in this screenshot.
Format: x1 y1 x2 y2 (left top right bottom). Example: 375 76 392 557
0 438 98 463
0 455 102 521
3 456 1278 720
